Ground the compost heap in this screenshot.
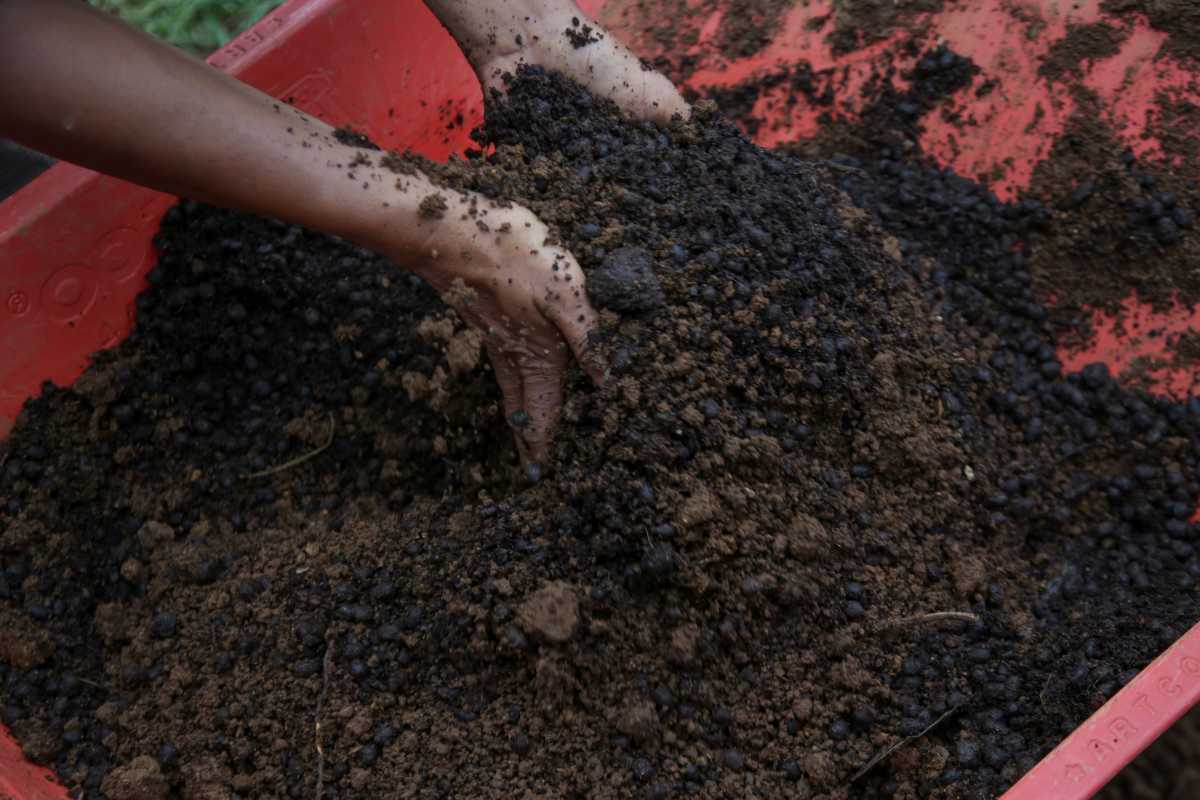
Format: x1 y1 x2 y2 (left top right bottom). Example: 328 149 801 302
2 66 1200 800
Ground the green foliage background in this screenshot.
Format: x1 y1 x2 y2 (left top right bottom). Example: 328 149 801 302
92 0 283 55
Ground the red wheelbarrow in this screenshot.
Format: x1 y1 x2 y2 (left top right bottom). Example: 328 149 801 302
1 1 1198 798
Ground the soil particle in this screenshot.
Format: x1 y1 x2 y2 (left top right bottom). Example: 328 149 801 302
417 192 449 220
586 245 665 313
565 15 603 48
612 698 660 742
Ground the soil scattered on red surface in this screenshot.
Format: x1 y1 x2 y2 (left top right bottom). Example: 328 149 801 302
1102 0 1200 64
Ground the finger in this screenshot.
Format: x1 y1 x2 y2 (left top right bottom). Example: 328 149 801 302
518 353 568 466
540 260 608 387
485 341 532 465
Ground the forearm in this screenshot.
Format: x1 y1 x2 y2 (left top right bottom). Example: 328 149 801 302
0 0 406 251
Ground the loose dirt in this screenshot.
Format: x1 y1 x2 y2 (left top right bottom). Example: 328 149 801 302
2 40 1200 800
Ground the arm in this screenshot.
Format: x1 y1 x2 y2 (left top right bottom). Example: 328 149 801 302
422 0 689 124
0 0 601 465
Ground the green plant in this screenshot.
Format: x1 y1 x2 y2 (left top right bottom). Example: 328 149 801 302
92 0 283 55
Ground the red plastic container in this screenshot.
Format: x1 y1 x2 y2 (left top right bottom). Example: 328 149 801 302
1 1 1198 798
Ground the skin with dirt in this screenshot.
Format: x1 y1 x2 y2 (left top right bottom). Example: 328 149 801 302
2 63 1199 800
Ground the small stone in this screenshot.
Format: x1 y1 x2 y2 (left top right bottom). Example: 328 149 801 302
586 247 665 314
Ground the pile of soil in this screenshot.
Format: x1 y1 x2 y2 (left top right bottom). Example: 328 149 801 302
708 4 1200 357
2 62 1200 800
1102 0 1200 64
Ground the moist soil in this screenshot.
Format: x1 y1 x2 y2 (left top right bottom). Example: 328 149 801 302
3 55 1200 800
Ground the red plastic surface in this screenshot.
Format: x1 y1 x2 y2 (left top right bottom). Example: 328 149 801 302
1 1 1198 799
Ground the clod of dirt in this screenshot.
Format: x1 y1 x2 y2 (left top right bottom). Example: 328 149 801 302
0 610 53 670
585 246 665 313
516 581 580 644
417 192 449 220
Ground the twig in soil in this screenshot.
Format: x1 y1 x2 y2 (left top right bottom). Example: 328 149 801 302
314 636 335 800
243 412 335 480
880 611 979 631
849 705 962 783
823 160 868 175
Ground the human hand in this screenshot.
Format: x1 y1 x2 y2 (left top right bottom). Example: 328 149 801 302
391 194 605 469
425 0 690 125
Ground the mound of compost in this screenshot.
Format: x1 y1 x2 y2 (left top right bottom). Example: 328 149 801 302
2 66 1200 800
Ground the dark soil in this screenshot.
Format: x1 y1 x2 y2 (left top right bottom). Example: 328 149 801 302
3 58 1200 800
714 0 793 59
1021 98 1200 317
710 10 1200 333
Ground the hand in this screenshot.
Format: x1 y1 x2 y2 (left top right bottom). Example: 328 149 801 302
379 192 605 468
424 0 690 125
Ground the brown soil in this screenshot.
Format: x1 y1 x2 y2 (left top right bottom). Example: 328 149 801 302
1021 93 1200 316
2 36 1200 800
